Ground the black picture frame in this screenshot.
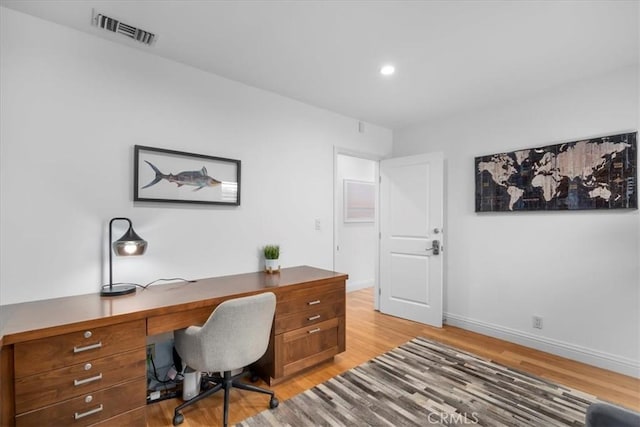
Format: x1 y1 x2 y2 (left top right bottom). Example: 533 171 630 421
134 145 241 206
474 132 636 212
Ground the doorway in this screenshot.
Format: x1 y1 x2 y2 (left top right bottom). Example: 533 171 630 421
334 148 445 327
333 149 379 296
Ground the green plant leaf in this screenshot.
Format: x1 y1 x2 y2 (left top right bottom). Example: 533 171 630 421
263 244 280 259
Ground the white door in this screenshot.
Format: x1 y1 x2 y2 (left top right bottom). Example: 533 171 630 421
379 152 444 327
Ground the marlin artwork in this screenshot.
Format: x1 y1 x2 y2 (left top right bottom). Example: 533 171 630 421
142 161 221 191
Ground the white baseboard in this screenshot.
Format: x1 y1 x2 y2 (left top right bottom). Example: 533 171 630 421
444 312 640 378
346 279 374 293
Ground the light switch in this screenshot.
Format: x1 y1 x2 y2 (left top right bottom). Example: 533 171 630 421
315 219 321 230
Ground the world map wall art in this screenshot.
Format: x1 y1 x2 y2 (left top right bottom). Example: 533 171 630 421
475 132 637 212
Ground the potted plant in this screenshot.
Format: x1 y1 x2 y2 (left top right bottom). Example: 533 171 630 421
263 244 280 274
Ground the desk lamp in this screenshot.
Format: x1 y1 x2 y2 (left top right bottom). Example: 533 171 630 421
101 217 148 296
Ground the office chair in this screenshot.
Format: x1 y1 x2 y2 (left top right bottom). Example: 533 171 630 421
172 292 279 426
586 402 640 427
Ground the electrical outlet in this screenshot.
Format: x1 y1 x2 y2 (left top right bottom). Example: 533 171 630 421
146 343 155 361
532 316 543 330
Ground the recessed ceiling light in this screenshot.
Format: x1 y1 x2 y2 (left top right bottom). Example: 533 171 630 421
380 64 395 76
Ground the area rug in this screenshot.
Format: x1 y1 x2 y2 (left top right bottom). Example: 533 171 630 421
237 337 599 426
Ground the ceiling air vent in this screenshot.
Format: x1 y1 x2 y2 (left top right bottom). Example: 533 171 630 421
92 12 156 46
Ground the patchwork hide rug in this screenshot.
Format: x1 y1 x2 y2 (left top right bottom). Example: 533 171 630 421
237 337 600 427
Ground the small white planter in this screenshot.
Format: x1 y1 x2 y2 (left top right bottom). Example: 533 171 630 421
265 258 280 274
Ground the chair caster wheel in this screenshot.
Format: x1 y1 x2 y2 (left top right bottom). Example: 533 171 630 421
269 397 279 409
250 373 260 382
173 413 184 426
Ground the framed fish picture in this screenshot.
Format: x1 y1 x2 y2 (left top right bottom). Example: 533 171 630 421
134 145 241 206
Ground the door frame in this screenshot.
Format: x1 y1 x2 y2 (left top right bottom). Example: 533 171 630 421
333 146 382 308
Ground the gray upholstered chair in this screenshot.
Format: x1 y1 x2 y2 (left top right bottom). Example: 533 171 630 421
586 402 640 427
172 292 278 426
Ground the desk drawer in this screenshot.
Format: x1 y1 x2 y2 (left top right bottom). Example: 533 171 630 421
280 317 340 378
15 379 146 427
147 306 213 336
274 300 344 334
277 288 344 317
15 347 145 414
14 320 145 378
89 407 146 426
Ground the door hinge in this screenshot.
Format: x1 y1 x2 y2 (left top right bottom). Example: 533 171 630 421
379 232 381 239
379 175 382 183
378 287 381 295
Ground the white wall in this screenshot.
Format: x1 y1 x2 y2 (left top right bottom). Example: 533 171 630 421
394 65 640 376
335 154 377 292
0 8 392 305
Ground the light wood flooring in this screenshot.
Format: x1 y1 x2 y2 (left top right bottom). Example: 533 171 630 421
146 287 640 426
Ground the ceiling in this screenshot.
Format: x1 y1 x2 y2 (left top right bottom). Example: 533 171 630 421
2 0 638 129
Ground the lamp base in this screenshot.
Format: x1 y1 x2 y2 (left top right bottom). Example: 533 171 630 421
100 284 137 297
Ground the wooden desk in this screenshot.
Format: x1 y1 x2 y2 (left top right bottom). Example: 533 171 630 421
0 266 347 426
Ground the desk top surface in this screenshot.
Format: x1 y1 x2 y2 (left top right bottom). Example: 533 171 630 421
0 266 347 345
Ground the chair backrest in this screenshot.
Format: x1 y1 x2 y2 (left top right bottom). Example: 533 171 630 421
175 292 276 373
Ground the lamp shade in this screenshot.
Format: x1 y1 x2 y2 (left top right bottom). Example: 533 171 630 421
112 226 147 256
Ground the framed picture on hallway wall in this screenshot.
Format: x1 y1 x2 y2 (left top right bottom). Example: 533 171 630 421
344 180 375 222
134 145 241 205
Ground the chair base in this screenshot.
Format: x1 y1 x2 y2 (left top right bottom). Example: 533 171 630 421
173 370 278 427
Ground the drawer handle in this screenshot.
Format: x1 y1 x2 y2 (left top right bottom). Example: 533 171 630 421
74 404 103 420
308 327 321 334
308 300 321 306
308 315 321 321
73 342 102 353
74 373 103 386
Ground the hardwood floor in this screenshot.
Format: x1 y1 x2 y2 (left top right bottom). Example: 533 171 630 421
146 287 640 426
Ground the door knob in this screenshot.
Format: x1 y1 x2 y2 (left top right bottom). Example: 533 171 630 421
425 240 440 255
